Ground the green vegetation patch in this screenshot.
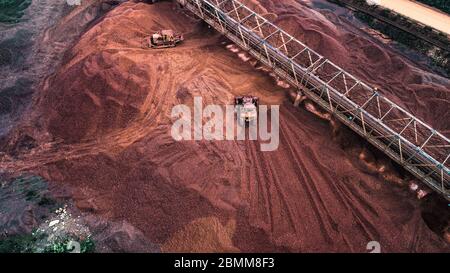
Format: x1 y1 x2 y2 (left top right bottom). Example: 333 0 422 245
0 233 40 253
0 175 95 253
355 12 450 76
43 236 96 253
0 0 32 24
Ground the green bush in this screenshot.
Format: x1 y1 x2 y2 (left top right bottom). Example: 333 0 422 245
0 234 35 253
416 0 450 15
0 232 95 253
43 237 96 253
0 0 32 23
355 12 449 76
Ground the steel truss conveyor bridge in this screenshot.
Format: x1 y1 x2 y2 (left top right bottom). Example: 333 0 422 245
176 0 450 201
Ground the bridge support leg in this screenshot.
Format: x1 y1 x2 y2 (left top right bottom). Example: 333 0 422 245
294 90 303 107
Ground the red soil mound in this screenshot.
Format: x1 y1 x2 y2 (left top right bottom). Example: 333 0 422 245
4 1 449 251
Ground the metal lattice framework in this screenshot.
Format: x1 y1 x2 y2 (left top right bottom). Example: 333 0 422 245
176 0 450 200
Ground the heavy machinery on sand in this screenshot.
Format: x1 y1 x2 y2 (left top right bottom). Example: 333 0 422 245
143 29 184 49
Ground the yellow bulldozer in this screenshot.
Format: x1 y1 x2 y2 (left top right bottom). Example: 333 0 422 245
143 30 184 49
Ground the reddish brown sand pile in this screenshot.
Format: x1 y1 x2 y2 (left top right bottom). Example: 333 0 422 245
2 1 449 252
